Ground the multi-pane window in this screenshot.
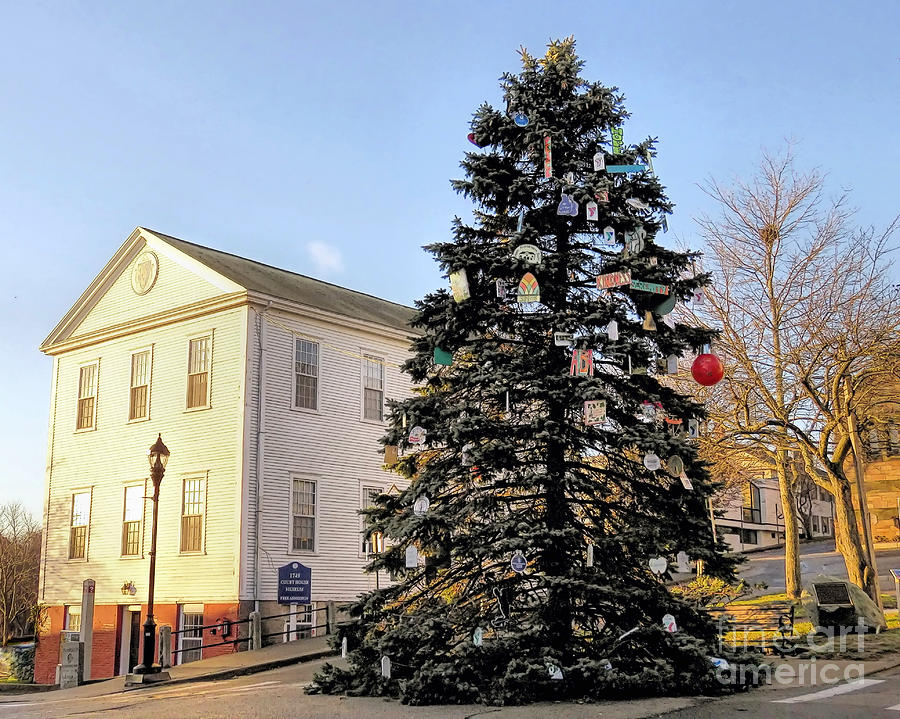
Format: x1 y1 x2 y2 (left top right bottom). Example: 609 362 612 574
742 483 761 523
179 607 203 664
187 337 210 409
292 479 316 552
76 364 98 430
294 339 319 410
64 606 82 634
363 356 384 421
69 491 91 559
361 487 382 553
129 351 150 420
180 479 205 552
122 485 143 556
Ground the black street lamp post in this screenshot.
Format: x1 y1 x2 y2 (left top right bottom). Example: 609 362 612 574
134 434 169 675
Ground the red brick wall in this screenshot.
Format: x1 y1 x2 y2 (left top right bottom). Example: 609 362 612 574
34 605 64 685
33 602 244 684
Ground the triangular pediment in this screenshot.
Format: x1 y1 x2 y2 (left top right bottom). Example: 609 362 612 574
41 228 246 353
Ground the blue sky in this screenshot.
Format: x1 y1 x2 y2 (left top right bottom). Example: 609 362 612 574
1 1 898 518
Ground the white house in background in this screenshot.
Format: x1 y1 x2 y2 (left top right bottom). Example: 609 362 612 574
35 228 416 683
716 473 835 552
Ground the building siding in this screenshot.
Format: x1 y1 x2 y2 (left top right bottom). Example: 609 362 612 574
242 306 413 602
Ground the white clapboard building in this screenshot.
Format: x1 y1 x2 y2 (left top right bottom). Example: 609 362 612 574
35 228 415 682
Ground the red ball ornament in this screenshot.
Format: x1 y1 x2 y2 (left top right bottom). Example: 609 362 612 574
691 353 724 386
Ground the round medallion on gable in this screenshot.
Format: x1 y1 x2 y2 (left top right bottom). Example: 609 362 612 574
131 251 159 295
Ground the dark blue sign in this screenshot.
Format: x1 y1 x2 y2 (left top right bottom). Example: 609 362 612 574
278 562 311 605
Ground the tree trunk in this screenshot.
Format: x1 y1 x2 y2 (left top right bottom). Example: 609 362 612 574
776 450 802 598
832 479 879 600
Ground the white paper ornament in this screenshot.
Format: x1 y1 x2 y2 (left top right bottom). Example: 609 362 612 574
461 442 475 466
554 331 574 346
643 452 661 471
688 419 699 438
548 664 564 680
676 551 690 573
473 627 484 646
667 354 679 374
586 200 599 222
606 320 619 341
626 197 650 211
496 278 507 298
662 613 678 633
408 426 426 444
593 152 605 171
341 636 348 658
649 556 668 575
381 656 391 678
405 545 418 568
413 495 430 516
449 269 470 302
602 226 616 244
586 543 594 567
512 244 542 265
564 171 575 184
680 473 694 490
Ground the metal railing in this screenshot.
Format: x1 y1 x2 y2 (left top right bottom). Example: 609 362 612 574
170 616 252 658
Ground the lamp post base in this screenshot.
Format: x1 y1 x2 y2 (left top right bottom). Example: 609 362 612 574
125 669 170 687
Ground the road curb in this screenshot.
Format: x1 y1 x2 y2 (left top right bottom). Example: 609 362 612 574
124 649 337 691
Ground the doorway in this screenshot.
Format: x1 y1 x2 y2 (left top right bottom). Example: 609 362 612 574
118 606 142 675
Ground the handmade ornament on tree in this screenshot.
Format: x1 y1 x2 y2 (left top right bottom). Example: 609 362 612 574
381 656 391 678
680 473 694 490
630 279 669 295
513 112 529 127
666 354 679 374
405 545 419 568
645 152 655 174
593 151 605 171
586 200 598 222
491 586 510 628
692 288 705 304
626 197 650 211
597 270 631 289
570 349 594 377
543 136 552 178
510 552 527 574
553 331 574 346
642 311 657 331
547 664 564 680
495 279 507 299
655 294 676 316
643 452 661 471
596 189 609 203
449 269 470 302
688 419 700 438
473 627 484 646
676 551 691 573
512 244 542 264
649 556 668 575
408 426 426 444
413 495 430 516
611 126 624 154
691 352 724 386
583 399 607 425
624 227 646 255
662 613 678 633
606 319 619 341
517 272 540 303
461 442 475 466
602 226 616 244
557 193 578 216
433 347 453 366
586 543 595 567
661 216 669 233
467 133 483 147
517 209 525 233
607 164 646 174
564 171 575 184
666 455 684 477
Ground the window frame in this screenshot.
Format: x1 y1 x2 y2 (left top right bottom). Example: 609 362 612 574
127 347 153 423
177 604 204 664
359 484 385 557
179 475 207 554
289 475 318 555
75 360 99 432
121 483 145 558
64 605 82 635
68 489 92 561
291 337 320 412
361 353 385 423
185 333 213 411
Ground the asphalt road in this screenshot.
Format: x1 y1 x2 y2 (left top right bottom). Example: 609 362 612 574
667 665 900 718
739 540 900 595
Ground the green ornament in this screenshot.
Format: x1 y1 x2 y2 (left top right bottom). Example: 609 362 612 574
433 347 453 366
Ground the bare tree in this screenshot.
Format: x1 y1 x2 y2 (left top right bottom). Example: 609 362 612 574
0 503 41 645
689 148 898 602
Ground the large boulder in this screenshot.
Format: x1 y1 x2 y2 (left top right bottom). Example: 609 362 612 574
801 574 886 632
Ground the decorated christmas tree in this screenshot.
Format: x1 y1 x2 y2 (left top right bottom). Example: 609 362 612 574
311 38 740 705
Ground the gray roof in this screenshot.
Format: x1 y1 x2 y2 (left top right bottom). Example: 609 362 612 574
146 229 418 333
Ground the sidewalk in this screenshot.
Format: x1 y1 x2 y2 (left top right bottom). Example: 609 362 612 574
0 635 335 703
